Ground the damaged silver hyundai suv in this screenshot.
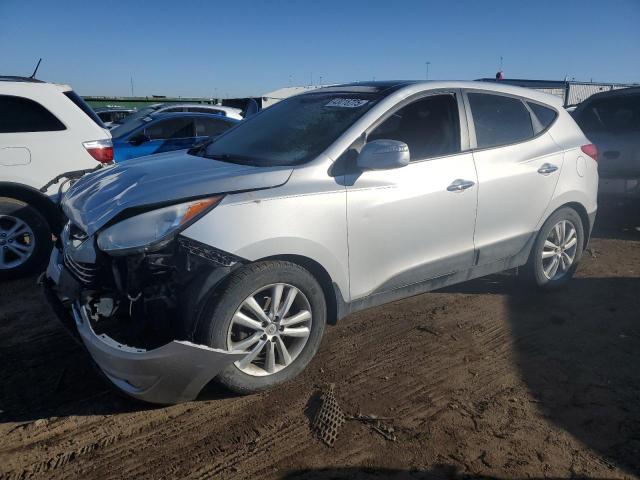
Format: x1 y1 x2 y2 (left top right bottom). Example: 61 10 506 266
44 81 598 404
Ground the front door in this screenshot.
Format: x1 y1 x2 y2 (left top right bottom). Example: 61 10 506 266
346 93 478 300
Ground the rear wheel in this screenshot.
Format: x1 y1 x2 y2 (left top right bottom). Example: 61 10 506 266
521 207 584 290
195 261 326 394
0 197 52 280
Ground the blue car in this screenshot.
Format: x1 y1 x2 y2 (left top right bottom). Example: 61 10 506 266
111 112 239 162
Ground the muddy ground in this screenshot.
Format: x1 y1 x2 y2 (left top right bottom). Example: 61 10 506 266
1 197 639 480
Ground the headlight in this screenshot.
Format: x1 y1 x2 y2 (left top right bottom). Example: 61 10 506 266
97 196 223 254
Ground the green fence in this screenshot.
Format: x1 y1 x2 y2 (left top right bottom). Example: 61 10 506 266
84 96 219 109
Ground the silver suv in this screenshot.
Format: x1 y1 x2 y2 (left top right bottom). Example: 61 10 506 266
45 81 598 404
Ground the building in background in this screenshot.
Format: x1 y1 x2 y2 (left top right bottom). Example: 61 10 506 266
477 78 639 107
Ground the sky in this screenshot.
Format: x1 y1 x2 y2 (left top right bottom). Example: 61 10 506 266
1 0 639 98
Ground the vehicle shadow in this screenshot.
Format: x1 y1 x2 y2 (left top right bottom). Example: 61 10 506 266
280 465 616 479
443 272 640 476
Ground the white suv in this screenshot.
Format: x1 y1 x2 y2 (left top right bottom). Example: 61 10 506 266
45 81 598 404
0 76 112 278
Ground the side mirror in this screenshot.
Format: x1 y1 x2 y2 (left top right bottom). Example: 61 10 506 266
357 139 410 170
129 134 150 146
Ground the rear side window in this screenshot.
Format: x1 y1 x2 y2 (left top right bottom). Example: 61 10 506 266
368 94 461 160
63 91 105 128
468 93 534 148
195 118 233 137
527 102 557 130
0 95 65 133
144 117 194 140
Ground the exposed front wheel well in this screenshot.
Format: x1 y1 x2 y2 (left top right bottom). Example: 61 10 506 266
259 254 341 325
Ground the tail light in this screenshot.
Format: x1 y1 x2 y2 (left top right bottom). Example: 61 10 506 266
581 144 598 162
83 139 113 164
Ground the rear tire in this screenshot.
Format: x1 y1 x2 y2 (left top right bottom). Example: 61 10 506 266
195 261 326 394
521 207 584 290
0 197 52 280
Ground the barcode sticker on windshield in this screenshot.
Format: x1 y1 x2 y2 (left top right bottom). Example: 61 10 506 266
325 98 369 108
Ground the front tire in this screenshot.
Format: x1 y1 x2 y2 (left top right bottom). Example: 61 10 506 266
522 207 584 290
195 261 326 394
0 197 52 280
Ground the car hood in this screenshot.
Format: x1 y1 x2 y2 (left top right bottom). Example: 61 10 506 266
62 150 293 236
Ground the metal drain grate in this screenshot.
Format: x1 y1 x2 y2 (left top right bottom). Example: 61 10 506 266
312 384 345 447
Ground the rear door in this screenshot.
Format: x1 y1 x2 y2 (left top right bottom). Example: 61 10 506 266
465 90 563 265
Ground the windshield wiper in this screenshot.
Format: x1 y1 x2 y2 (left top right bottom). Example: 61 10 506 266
203 152 263 166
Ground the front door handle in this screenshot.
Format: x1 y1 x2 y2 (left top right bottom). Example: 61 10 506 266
447 179 475 192
537 163 558 175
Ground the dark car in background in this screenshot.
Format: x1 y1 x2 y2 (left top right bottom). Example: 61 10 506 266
94 107 136 128
573 87 640 197
111 111 238 162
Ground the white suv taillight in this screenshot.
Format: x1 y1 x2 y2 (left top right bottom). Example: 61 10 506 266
83 139 114 164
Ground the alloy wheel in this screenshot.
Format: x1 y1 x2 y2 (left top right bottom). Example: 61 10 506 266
541 219 578 280
227 283 312 376
0 215 35 270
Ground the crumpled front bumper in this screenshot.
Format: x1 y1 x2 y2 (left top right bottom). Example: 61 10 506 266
43 248 245 405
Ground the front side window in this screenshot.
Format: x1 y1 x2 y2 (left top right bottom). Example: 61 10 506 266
143 117 194 140
0 95 66 133
201 92 381 166
368 94 461 160
468 92 534 148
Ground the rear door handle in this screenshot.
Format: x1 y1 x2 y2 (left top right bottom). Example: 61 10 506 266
537 163 558 175
447 179 475 192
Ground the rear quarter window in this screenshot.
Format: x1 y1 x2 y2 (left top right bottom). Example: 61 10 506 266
63 91 106 128
0 95 66 133
468 92 534 149
527 102 557 130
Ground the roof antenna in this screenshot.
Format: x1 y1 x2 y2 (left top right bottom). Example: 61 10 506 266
29 58 42 79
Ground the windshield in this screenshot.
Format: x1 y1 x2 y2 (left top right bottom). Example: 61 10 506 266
199 92 380 166
111 105 160 129
110 114 153 139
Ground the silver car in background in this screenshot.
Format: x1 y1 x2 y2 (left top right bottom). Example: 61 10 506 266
45 81 598 404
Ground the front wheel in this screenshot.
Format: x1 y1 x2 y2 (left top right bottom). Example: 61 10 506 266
195 261 326 394
521 207 584 290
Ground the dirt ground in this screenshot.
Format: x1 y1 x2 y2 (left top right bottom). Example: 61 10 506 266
1 197 639 480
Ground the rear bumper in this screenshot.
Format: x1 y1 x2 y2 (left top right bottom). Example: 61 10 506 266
598 178 640 198
43 248 244 405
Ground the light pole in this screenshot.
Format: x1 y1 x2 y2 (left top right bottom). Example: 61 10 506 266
425 61 431 80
